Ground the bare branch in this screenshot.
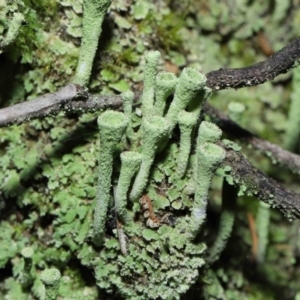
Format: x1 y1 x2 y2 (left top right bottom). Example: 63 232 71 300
204 103 300 175
221 141 300 220
0 84 123 127
206 37 300 90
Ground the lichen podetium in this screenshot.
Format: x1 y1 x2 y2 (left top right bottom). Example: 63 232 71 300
91 51 226 298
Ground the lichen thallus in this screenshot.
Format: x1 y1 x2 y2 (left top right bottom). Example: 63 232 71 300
93 50 229 255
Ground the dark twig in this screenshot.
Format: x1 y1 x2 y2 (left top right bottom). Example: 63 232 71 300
206 37 300 90
204 103 300 174
0 84 123 127
220 141 300 220
2 37 300 126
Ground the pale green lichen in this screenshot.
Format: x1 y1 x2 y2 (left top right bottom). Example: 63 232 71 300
129 115 170 201
40 268 61 300
73 0 112 86
1 1 300 299
93 110 128 246
20 247 33 285
115 151 142 223
256 201 270 263
0 12 24 52
228 101 246 123
207 180 237 265
141 50 161 117
166 68 206 130
197 121 222 146
189 142 225 240
121 90 135 141
176 110 198 178
185 121 222 194
153 71 177 116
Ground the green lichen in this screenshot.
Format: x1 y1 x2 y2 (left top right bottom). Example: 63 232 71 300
93 110 128 246
222 139 242 151
0 12 24 52
40 268 61 300
189 142 225 240
256 201 270 263
20 247 33 286
129 115 170 201
115 151 142 223
73 0 112 86
176 110 198 178
207 180 237 265
166 68 206 131
121 90 135 141
141 50 161 117
2 1 298 298
153 71 177 116
228 101 246 123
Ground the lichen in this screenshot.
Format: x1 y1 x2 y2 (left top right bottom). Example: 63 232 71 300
2 1 300 299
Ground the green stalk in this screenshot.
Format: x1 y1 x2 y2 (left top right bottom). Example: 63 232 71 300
188 142 225 240
73 0 112 86
93 110 128 246
40 268 61 300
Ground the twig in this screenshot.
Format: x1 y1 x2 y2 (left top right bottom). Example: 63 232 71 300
0 84 123 127
2 37 300 126
206 37 300 90
220 141 300 220
204 103 300 175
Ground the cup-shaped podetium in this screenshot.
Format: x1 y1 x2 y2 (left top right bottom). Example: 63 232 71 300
154 72 178 116
129 116 170 201
166 68 206 130
93 110 128 246
189 142 225 240
40 268 61 300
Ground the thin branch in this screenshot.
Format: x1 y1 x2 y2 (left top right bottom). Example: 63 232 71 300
206 37 300 90
0 84 123 127
204 103 300 175
220 141 300 220
2 36 300 126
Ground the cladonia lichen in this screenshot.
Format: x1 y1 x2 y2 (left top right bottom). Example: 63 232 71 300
40 268 61 300
93 110 128 246
90 50 228 298
73 0 112 86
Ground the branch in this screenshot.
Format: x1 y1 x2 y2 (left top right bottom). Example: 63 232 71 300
221 141 300 220
204 103 300 175
0 84 123 127
2 36 300 126
206 37 300 90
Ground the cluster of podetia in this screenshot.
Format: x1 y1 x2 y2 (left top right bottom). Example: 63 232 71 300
91 51 227 299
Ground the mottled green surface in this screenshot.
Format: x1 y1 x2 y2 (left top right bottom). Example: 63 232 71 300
1 0 300 299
